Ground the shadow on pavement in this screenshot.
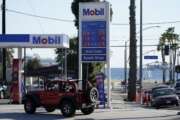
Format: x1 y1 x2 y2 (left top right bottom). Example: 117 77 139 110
0 111 93 120
75 115 179 120
0 112 65 120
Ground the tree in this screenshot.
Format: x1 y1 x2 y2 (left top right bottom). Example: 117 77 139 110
56 37 78 78
0 63 2 81
0 48 13 83
128 0 137 101
157 27 179 83
25 58 42 71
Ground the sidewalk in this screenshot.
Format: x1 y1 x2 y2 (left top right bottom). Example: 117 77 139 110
0 99 10 104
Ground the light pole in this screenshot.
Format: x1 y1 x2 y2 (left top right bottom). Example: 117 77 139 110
124 25 160 94
139 0 143 101
124 41 127 93
2 0 6 84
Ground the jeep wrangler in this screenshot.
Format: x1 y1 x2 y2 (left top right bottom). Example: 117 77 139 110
22 80 99 117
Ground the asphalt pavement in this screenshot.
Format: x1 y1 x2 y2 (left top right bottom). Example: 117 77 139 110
0 90 180 120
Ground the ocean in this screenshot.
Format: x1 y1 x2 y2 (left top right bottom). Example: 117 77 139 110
111 68 173 81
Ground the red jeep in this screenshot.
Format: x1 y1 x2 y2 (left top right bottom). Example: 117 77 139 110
22 80 99 117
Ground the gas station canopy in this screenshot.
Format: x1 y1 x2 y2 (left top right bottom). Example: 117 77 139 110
0 34 69 48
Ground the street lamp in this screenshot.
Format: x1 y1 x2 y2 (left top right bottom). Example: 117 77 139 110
124 25 160 93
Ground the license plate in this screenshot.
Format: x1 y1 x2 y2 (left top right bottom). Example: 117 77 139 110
166 100 171 104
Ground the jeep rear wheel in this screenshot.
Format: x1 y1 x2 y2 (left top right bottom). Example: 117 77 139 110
61 101 75 117
81 106 94 115
88 87 99 103
45 107 55 112
24 99 36 114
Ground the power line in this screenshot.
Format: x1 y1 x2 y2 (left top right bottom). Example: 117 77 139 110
6 9 180 26
25 0 44 33
111 38 158 41
6 9 74 23
110 44 158 47
112 21 180 26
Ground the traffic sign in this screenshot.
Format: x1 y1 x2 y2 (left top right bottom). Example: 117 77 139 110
144 55 158 59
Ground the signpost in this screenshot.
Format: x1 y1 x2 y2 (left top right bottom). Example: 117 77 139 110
79 2 111 108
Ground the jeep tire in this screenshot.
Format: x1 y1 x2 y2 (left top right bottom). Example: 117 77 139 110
87 87 99 103
24 99 36 114
45 107 55 112
61 100 75 117
81 106 94 115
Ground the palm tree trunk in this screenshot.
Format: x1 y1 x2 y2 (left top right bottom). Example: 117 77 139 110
128 0 137 101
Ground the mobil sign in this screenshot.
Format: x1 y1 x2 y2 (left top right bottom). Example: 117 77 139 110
30 34 69 48
0 34 69 48
83 8 104 16
79 2 109 62
79 2 108 20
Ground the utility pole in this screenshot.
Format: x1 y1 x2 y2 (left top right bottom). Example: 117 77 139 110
124 41 127 93
128 0 137 101
2 0 6 84
139 0 143 101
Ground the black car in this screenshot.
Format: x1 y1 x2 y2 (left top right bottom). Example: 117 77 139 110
151 88 179 108
175 82 180 98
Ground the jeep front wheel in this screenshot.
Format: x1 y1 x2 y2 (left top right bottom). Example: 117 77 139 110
61 101 75 117
24 99 36 114
81 106 94 115
45 107 55 112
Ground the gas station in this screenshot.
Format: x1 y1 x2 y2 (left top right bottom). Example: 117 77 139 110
0 34 69 103
0 1 111 108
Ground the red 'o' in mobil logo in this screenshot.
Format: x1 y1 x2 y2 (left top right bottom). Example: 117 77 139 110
83 8 104 16
41 38 48 44
32 36 62 45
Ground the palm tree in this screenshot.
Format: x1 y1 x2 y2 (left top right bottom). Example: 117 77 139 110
157 27 179 84
128 0 137 101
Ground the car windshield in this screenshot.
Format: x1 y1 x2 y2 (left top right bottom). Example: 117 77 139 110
152 86 168 92
175 87 180 90
175 83 180 88
153 88 174 97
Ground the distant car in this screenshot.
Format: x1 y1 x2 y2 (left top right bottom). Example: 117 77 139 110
151 88 179 108
175 82 180 98
22 80 99 117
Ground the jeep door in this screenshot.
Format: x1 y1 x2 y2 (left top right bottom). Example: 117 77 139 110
41 82 60 106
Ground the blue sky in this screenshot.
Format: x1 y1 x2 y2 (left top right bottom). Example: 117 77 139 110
1 0 180 68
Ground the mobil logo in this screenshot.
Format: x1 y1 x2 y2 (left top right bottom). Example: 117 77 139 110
32 35 62 45
83 8 104 16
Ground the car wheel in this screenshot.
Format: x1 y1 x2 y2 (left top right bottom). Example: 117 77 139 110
88 87 99 103
24 99 36 114
155 105 160 109
61 101 75 117
81 106 95 115
45 107 55 112
175 102 179 106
